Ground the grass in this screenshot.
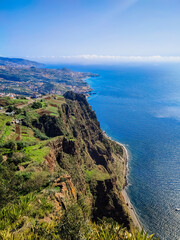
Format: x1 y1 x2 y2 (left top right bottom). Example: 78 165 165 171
0 115 14 143
43 97 66 116
87 220 155 240
26 109 40 120
8 98 28 106
24 142 50 163
46 105 59 116
84 167 110 182
21 126 37 142
0 193 36 230
0 114 12 129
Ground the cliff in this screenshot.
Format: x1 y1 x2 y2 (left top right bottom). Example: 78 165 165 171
0 92 148 239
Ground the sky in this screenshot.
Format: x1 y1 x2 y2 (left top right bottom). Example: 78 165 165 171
1 0 180 64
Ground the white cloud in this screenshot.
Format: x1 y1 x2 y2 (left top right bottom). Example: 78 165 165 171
154 106 180 122
35 55 180 63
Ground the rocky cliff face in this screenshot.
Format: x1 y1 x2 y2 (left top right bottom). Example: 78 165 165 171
36 91 130 227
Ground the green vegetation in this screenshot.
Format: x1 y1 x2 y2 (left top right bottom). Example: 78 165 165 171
31 101 43 109
33 128 49 140
86 219 155 240
0 93 157 239
84 167 110 182
24 142 50 163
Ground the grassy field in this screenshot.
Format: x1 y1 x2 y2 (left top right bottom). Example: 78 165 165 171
0 95 65 158
24 142 50 163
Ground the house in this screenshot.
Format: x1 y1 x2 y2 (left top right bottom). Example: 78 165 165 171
15 119 20 124
6 111 15 116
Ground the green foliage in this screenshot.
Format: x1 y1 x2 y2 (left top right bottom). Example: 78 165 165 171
24 142 50 163
33 128 49 140
18 171 50 194
8 152 31 166
17 141 35 150
31 101 43 109
84 168 110 182
6 105 14 112
0 193 35 230
6 105 21 114
6 121 11 126
26 221 61 240
3 140 17 150
22 109 40 127
15 108 21 114
57 203 87 240
0 163 18 208
30 197 53 219
126 229 155 240
86 219 156 240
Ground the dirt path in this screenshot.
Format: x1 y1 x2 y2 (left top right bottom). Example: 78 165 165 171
15 124 21 141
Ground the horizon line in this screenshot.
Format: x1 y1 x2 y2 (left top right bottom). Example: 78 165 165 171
1 54 180 64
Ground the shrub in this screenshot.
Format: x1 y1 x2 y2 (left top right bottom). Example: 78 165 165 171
8 152 31 166
6 105 14 112
0 163 19 208
31 101 42 109
16 141 36 150
33 128 49 140
18 172 50 194
86 219 155 240
57 203 86 240
6 121 11 126
3 140 17 151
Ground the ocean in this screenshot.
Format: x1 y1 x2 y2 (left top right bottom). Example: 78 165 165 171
50 63 180 240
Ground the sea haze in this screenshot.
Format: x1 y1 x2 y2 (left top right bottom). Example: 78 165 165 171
50 63 180 240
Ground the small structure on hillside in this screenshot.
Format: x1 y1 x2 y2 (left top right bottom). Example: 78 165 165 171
6 111 15 116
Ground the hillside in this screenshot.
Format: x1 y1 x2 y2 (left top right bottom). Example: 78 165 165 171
0 57 98 96
0 57 44 68
0 92 155 239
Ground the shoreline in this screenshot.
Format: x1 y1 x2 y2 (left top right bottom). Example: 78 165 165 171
103 131 142 230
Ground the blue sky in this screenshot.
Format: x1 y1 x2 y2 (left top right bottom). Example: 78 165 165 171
1 0 180 63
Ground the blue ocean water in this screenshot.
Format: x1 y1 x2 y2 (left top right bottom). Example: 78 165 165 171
50 63 180 239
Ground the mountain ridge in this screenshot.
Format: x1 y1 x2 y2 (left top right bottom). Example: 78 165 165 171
0 56 44 68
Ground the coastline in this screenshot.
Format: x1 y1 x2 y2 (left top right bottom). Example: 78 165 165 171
103 131 142 231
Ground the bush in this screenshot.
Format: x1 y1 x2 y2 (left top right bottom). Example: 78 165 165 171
31 101 42 109
86 219 155 240
3 141 17 151
15 108 21 114
0 163 19 208
6 105 14 112
57 203 86 240
8 152 31 166
33 128 49 140
16 141 36 150
6 121 11 126
18 172 50 194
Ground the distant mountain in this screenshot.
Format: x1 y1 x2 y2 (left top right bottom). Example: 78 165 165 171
0 57 44 68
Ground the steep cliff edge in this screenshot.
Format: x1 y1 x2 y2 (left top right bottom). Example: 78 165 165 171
0 92 137 239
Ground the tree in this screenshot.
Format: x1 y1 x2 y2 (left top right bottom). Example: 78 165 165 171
31 101 42 109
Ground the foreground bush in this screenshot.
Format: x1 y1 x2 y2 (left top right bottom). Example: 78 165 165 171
86 219 155 240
